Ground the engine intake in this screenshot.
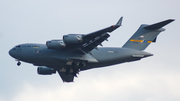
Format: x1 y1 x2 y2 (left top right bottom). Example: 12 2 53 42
46 40 66 49
63 34 83 45
37 66 56 75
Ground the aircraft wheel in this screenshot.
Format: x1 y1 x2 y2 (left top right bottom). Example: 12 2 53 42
72 61 77 66
72 68 80 77
17 62 21 66
79 61 87 67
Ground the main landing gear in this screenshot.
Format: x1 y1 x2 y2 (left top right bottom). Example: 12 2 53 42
65 66 80 77
65 60 87 77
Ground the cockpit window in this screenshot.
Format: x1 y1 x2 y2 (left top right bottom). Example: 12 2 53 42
16 45 21 48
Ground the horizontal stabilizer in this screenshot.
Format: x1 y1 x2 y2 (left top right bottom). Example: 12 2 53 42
144 19 175 29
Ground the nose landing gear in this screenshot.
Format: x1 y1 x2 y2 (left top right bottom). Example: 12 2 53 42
17 61 21 66
15 59 21 66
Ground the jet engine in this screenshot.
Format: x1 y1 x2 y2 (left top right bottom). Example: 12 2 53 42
46 40 66 49
63 34 83 45
37 66 56 75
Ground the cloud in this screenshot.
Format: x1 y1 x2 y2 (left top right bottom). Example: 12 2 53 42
7 69 180 101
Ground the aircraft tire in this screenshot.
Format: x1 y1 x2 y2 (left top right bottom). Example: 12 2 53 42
17 62 21 66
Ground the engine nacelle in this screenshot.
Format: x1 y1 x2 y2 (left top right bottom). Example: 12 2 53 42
63 34 83 45
37 66 56 75
46 40 66 49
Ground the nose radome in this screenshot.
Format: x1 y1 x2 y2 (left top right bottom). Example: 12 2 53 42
9 48 15 58
9 49 12 56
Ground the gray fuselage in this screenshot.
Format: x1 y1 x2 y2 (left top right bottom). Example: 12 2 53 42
9 43 152 71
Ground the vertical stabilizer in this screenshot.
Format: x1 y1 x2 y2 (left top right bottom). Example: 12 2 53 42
122 19 174 50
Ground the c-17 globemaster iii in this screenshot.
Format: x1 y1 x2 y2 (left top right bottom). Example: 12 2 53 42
9 17 174 82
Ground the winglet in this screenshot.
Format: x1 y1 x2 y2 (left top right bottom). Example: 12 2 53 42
116 17 123 26
144 19 175 29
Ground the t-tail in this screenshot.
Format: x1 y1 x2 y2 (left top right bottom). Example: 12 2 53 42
122 19 175 50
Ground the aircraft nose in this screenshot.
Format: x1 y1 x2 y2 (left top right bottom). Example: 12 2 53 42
9 48 16 58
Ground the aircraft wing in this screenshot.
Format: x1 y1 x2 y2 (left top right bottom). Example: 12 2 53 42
58 70 74 82
78 17 123 53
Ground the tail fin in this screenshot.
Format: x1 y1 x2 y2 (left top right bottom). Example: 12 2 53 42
122 19 174 50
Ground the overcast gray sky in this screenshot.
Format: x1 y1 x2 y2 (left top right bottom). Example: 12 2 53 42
0 0 180 101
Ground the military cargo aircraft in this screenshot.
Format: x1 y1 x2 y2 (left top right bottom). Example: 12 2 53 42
9 17 174 82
